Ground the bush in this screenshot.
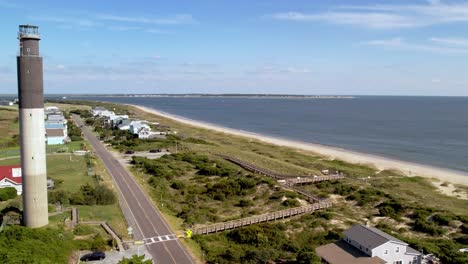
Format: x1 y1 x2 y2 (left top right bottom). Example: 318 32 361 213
170 180 186 190
74 225 96 236
118 254 152 264
237 199 253 207
0 187 17 201
48 190 71 205
70 184 116 206
296 249 321 264
282 199 300 207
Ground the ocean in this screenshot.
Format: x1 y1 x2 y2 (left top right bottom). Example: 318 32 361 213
3 95 467 173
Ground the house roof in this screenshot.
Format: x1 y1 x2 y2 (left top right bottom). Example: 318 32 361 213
344 224 407 250
46 128 65 137
45 123 65 129
0 165 22 184
316 241 386 264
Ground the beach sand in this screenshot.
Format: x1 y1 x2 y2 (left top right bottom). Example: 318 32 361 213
132 105 468 187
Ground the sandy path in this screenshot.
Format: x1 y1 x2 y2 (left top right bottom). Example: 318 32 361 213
131 104 468 186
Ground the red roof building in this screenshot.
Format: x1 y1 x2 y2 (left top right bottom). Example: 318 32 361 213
0 165 23 195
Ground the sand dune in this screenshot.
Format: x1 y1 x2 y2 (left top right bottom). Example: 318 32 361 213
132 104 468 186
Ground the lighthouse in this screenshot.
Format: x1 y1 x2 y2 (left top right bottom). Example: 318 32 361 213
17 24 48 227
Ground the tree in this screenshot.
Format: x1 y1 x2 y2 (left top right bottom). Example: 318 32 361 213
118 254 152 264
296 250 321 264
0 187 17 201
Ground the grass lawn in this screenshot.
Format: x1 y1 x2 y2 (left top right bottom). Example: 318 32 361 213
0 107 19 148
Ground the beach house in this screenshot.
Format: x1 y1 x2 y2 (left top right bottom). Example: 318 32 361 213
0 165 23 195
46 128 66 145
316 224 422 264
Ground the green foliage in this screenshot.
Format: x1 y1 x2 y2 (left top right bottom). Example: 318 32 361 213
432 213 454 226
378 199 405 219
90 233 107 251
67 121 82 141
48 190 71 205
0 187 17 201
70 109 92 118
69 184 116 205
346 187 387 206
413 219 445 236
170 180 186 190
282 198 300 207
73 225 96 236
205 176 257 200
118 254 152 264
296 249 321 264
0 226 98 263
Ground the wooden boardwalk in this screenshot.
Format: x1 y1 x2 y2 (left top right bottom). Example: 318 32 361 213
192 200 332 235
218 155 345 185
189 155 341 235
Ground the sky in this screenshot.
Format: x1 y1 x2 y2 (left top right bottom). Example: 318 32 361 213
0 0 468 96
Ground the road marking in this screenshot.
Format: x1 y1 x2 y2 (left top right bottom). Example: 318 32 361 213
143 234 178 245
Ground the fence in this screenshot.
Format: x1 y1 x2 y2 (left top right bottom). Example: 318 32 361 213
192 200 332 235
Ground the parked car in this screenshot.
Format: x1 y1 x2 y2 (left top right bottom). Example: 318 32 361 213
149 149 161 153
80 251 105 261
124 150 135 155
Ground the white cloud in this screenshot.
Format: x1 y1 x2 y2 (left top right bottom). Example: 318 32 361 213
247 65 312 76
362 37 468 54
270 1 468 29
108 26 140 31
271 12 418 29
146 29 172 34
29 16 99 28
430 37 468 47
96 14 194 25
364 37 403 46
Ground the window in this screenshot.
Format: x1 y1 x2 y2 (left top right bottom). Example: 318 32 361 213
384 249 388 254
393 261 402 264
396 246 400 253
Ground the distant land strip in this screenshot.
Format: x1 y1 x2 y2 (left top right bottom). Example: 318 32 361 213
66 94 356 99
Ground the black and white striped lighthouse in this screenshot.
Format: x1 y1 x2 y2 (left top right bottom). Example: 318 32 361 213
17 24 48 228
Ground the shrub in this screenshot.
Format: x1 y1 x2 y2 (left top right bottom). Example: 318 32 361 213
237 199 253 207
170 180 185 190
74 225 96 236
69 184 115 206
0 187 17 201
118 254 152 264
282 199 300 207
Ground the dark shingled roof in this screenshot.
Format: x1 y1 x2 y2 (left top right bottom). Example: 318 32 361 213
46 128 65 137
344 224 407 250
316 240 386 264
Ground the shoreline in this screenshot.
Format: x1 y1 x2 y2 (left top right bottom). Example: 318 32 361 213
131 104 468 186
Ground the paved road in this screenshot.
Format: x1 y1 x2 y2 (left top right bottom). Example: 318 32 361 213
72 115 194 264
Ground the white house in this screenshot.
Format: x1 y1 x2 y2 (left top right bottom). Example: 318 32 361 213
0 165 23 195
316 224 422 264
45 106 60 111
91 107 107 116
137 127 153 139
91 107 115 118
129 122 151 134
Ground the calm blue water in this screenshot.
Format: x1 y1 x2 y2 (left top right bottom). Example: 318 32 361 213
4 95 467 173
60 96 468 173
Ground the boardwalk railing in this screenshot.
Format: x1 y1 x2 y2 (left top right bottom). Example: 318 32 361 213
217 155 344 184
192 200 332 235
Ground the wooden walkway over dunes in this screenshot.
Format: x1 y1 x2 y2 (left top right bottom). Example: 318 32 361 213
192 200 332 235
217 155 345 185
